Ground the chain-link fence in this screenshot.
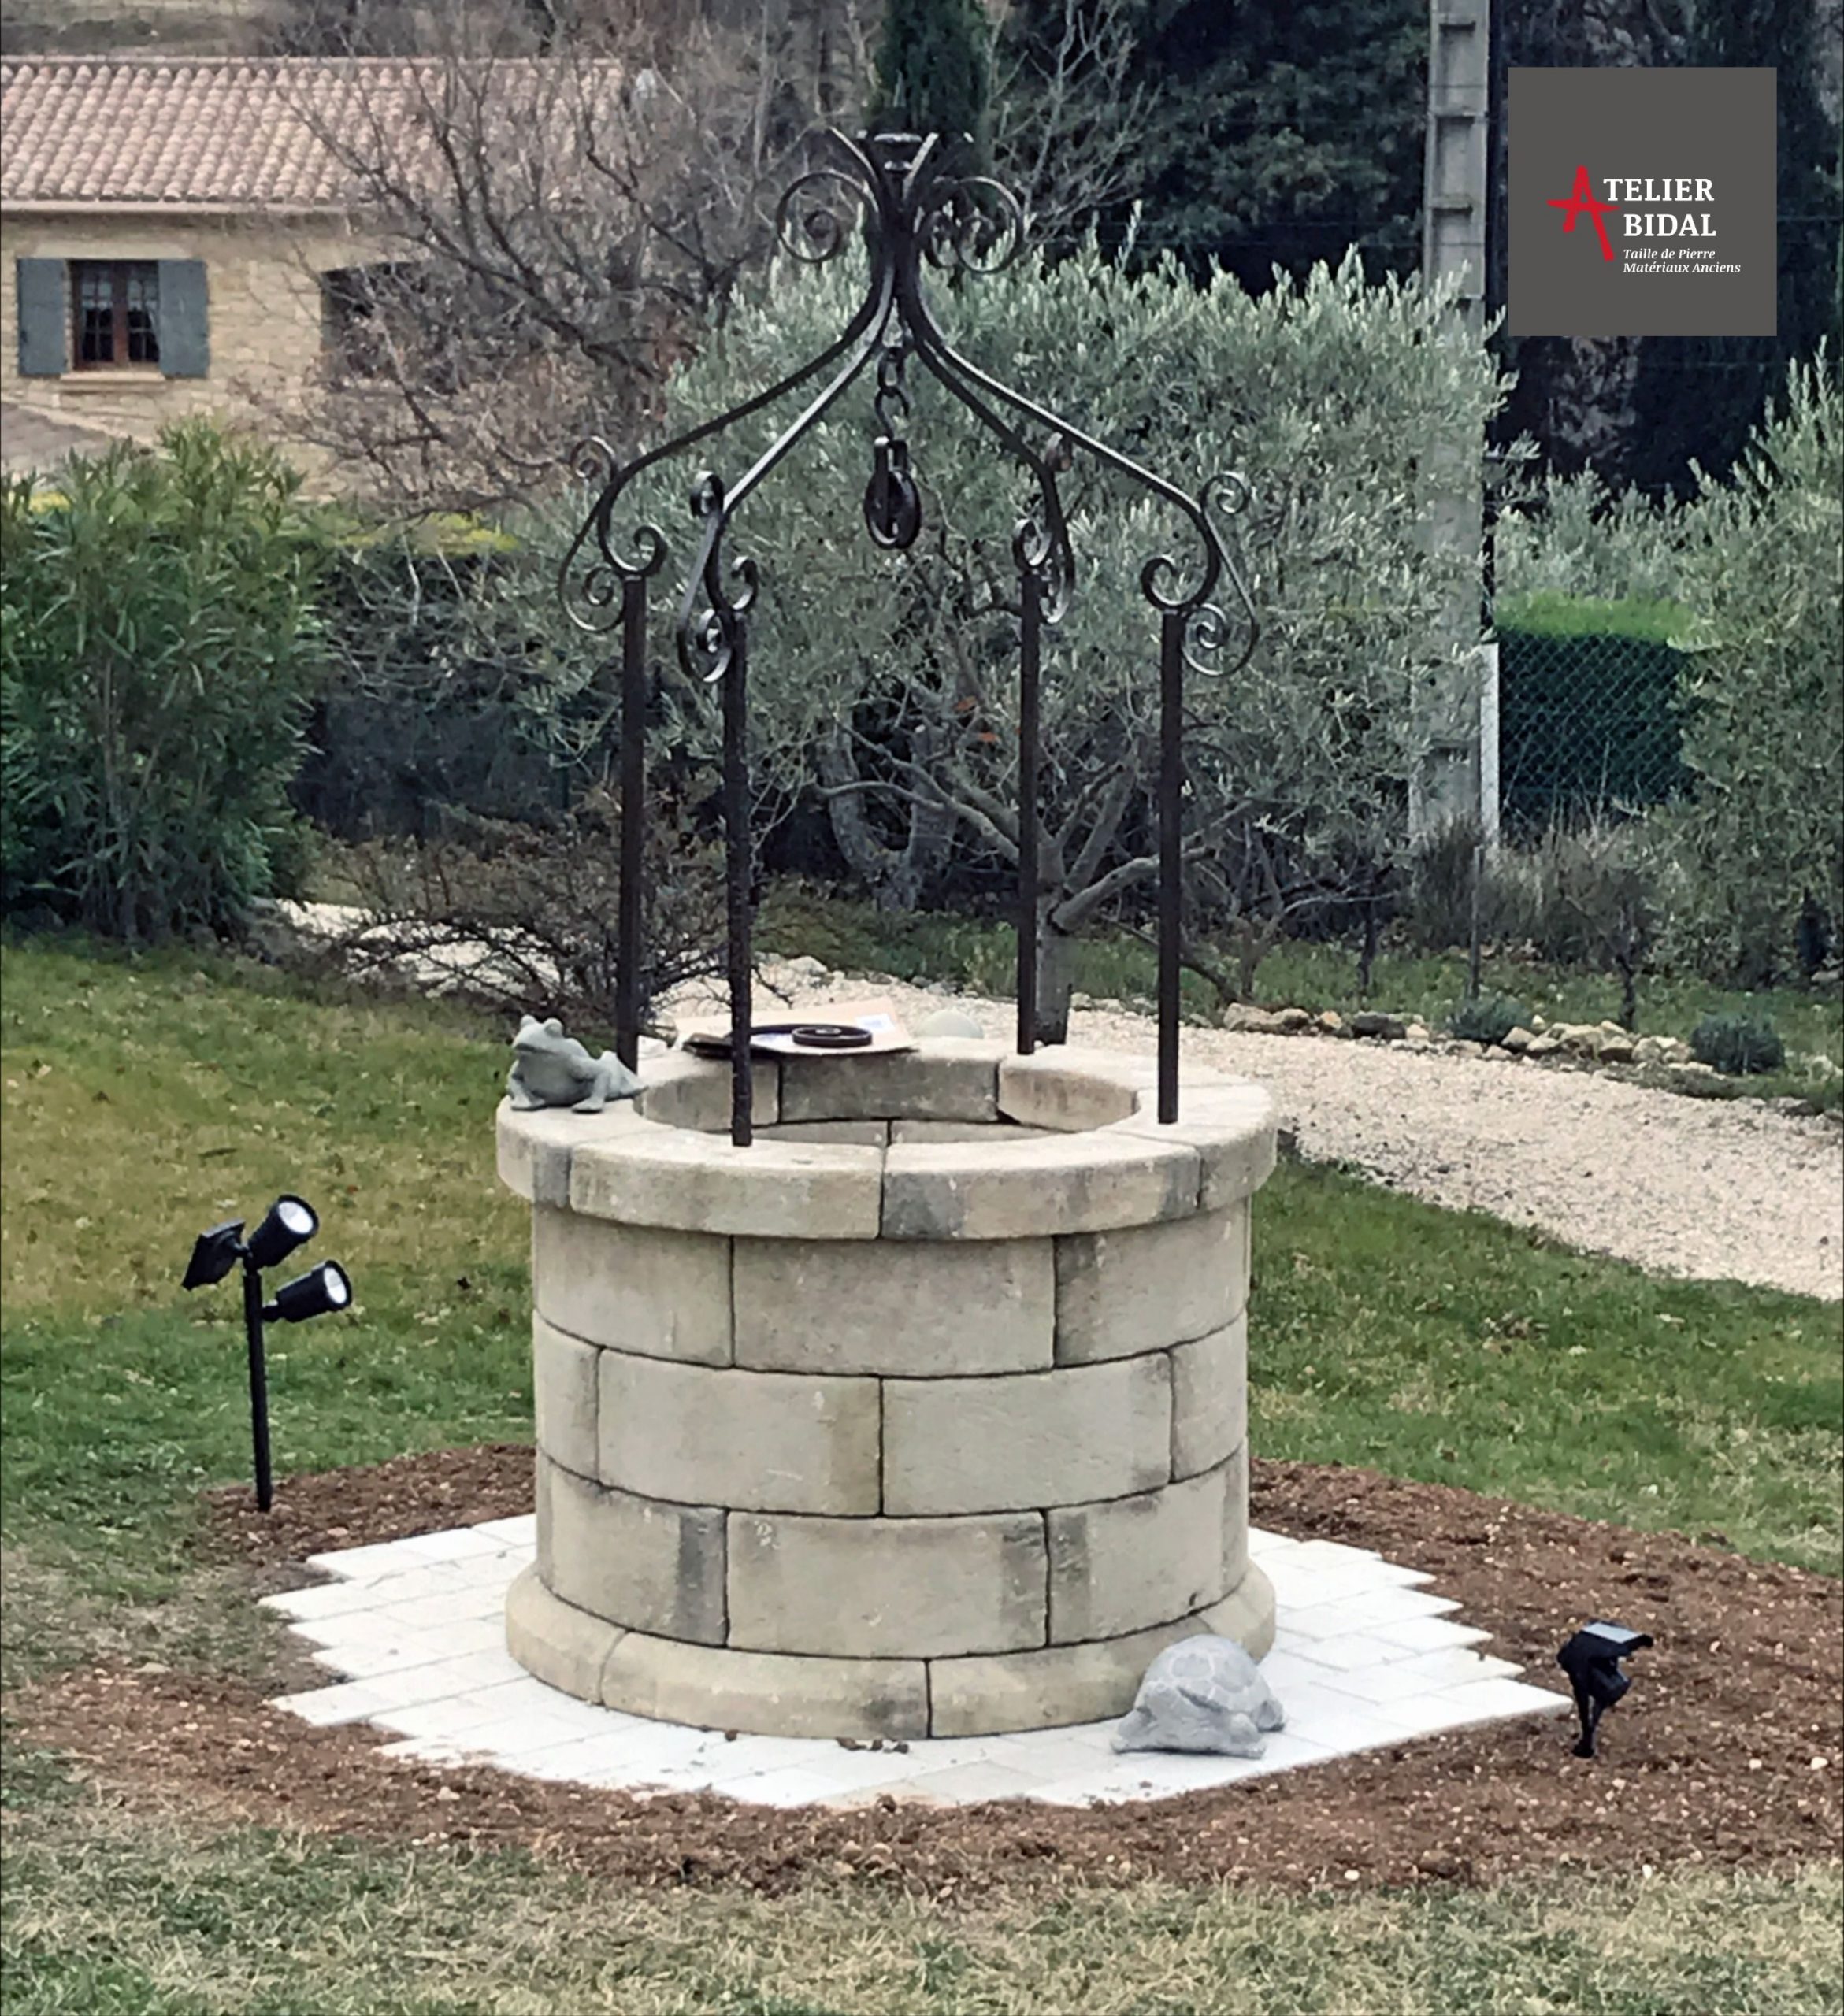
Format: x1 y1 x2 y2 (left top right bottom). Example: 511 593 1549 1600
1488 605 1694 837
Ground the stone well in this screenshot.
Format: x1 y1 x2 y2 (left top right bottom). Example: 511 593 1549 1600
495 1039 1279 1740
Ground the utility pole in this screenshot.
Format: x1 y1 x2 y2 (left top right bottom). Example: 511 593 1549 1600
1416 0 1496 844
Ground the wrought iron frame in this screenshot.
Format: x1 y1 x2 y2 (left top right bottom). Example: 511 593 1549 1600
562 129 1257 1148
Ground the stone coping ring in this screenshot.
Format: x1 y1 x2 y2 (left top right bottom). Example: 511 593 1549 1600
497 1040 1280 1740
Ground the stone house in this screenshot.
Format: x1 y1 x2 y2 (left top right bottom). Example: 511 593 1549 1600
0 58 401 475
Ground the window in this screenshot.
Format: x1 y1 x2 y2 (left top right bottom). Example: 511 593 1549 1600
15 258 208 380
72 261 161 369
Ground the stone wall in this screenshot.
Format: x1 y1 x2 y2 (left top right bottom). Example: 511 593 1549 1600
499 1041 1280 1741
2 210 370 475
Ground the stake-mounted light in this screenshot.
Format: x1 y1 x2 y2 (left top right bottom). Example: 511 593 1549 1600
1557 1620 1653 1758
179 1195 353 1512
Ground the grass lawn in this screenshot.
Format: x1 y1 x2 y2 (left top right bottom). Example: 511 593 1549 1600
2 936 1838 2011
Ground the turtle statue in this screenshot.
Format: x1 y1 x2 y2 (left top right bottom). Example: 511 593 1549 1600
506 1015 641 1114
1111 1634 1286 1758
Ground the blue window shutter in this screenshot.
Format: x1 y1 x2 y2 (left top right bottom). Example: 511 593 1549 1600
156 260 210 377
16 259 69 376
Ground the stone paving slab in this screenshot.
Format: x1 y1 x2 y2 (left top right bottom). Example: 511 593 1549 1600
267 1521 1569 1807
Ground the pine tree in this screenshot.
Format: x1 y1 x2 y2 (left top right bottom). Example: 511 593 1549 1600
871 0 992 158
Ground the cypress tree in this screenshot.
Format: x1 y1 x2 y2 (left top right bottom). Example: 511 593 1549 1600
870 0 992 158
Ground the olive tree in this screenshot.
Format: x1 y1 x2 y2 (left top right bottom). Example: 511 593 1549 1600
563 237 1502 1036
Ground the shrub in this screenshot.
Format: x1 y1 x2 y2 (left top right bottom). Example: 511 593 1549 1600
1691 1012 1786 1077
1447 991 1528 1047
2 422 328 941
1493 813 1657 1025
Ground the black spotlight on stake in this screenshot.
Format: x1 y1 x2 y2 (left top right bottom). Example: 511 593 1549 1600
1557 1620 1653 1758
180 1196 351 1512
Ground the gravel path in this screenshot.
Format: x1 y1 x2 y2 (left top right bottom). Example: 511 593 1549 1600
727 965 1844 1303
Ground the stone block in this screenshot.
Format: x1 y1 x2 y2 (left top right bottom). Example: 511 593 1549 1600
599 1629 928 1740
635 1047 779 1132
570 1128 884 1240
530 1314 600 1477
1045 1461 1241 1643
1171 1316 1248 1480
504 1562 625 1703
497 1099 644 1207
881 1355 1171 1514
532 1206 733 1366
759 1120 890 1147
777 1040 1006 1125
733 1234 1053 1376
598 1351 880 1514
1053 1208 1241 1363
536 1453 726 1644
726 1509 1047 1657
926 1566 1276 1737
881 1131 1199 1241
997 1050 1156 1131
1107 1080 1277 1212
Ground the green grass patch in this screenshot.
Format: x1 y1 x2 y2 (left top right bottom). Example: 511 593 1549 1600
1 1805 1838 2015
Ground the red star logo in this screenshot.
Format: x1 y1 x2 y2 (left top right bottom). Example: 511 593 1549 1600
1547 164 1620 261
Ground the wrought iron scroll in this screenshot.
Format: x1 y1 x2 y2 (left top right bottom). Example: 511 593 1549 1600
561 130 1257 1146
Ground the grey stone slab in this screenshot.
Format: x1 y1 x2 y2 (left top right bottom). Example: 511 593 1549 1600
725 1509 1048 1658
881 1355 1171 1514
1054 1207 1243 1363
1046 1462 1237 1643
1171 1315 1248 1480
504 1562 625 1702
531 1314 599 1477
598 1350 881 1515
532 1206 733 1365
536 1453 725 1645
732 1234 1054 1377
881 1131 1199 1240
777 1040 1007 1125
599 1629 929 1741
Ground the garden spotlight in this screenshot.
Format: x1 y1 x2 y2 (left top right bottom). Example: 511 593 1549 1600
179 1195 352 1512
1557 1620 1653 1758
264 1260 352 1326
245 1194 318 1271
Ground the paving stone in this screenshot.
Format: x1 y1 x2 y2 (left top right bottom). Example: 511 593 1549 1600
732 1234 1053 1376
881 1130 1199 1240
725 1510 1048 1658
1054 1208 1242 1364
882 1355 1171 1514
530 1316 599 1477
634 1047 779 1132
597 1351 880 1514
532 1206 732 1365
503 1562 625 1701
571 1128 884 1240
1107 1080 1278 1211
1047 1458 1242 1642
778 1040 1006 1125
1171 1315 1248 1479
926 1569 1274 1737
996 1051 1155 1131
536 1454 726 1644
599 1629 929 1741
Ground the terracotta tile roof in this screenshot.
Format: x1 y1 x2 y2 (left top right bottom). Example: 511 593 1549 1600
0 56 623 210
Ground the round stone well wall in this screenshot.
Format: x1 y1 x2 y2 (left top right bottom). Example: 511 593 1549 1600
495 1039 1279 1741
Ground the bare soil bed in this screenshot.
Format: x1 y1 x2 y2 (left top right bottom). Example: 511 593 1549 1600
717 967 1844 1303
20 1446 1839 1899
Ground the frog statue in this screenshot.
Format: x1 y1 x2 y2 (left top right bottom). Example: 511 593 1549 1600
506 1016 641 1114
